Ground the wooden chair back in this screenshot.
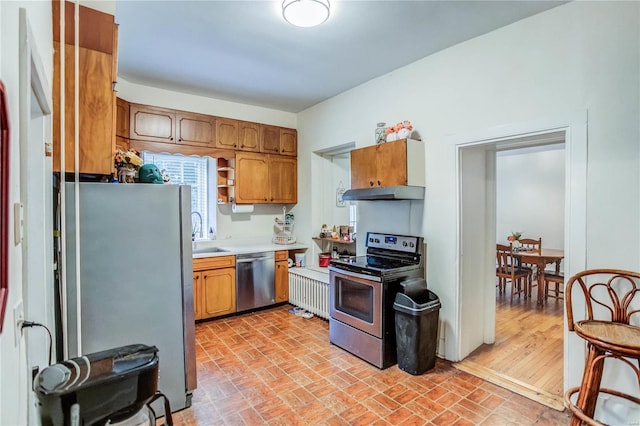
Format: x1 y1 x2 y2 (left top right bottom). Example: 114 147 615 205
566 269 640 331
496 243 513 276
519 237 541 252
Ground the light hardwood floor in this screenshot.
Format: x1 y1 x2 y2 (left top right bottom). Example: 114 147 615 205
455 281 565 410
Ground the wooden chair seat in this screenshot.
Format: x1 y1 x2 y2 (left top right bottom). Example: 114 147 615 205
565 269 640 426
575 320 640 355
543 270 564 299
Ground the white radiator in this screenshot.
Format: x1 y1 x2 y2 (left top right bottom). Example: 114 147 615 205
288 269 330 319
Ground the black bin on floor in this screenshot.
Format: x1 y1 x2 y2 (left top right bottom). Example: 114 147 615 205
394 278 441 375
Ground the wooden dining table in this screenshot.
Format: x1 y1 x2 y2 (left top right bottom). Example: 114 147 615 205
513 248 565 305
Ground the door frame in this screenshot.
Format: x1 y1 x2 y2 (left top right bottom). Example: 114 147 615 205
452 110 587 392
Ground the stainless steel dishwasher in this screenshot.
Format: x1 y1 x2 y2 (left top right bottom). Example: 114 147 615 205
236 251 275 312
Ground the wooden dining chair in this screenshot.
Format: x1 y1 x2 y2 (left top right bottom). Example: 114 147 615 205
518 237 541 296
496 243 530 303
565 269 640 426
544 259 564 300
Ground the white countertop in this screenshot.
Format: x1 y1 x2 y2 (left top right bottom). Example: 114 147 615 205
191 237 308 258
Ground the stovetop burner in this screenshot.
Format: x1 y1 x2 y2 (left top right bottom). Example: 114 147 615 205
329 232 423 277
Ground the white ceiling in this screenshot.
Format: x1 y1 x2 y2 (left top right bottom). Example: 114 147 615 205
115 1 566 113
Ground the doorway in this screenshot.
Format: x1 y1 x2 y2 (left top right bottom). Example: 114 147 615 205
451 111 588 410
456 136 566 409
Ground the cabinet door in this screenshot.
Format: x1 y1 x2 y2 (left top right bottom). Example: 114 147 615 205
275 260 289 303
215 118 238 149
176 112 215 146
130 104 176 143
193 272 202 320
238 121 260 152
350 145 378 189
53 43 114 174
280 128 297 156
201 268 236 318
235 153 270 203
268 156 297 203
376 139 408 187
260 124 280 154
116 97 129 138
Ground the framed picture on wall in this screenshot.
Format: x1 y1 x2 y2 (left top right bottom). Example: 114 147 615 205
336 185 346 207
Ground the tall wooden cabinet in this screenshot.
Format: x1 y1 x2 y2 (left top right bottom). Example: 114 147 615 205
235 153 297 204
52 2 118 174
350 138 425 189
193 256 236 320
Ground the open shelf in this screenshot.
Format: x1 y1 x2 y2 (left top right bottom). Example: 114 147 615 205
312 237 355 245
216 157 235 204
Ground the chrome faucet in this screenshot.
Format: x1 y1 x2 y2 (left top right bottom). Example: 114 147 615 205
191 211 203 241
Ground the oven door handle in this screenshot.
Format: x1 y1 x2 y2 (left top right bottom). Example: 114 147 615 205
329 266 382 282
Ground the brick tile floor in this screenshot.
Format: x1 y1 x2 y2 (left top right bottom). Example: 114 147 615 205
172 305 571 425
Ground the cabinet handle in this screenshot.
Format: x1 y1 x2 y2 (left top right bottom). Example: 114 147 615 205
179 138 182 141
377 180 381 186
369 181 374 187
270 198 274 201
240 145 244 148
170 137 174 141
264 198 268 201
234 144 237 147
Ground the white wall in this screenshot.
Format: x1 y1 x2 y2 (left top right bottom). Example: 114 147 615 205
496 145 565 250
296 0 639 404
0 2 53 424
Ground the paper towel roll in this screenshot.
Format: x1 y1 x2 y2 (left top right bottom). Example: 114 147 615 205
231 203 254 213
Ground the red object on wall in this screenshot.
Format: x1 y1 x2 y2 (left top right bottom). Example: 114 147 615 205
0 80 10 333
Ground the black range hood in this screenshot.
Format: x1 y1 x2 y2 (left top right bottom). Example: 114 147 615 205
341 186 424 201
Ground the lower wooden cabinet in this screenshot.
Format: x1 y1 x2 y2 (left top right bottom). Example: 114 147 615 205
275 250 289 303
193 256 236 320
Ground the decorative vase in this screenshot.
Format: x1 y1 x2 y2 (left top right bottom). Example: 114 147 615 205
375 122 386 144
118 167 136 183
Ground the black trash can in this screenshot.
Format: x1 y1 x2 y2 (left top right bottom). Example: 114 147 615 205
394 278 441 375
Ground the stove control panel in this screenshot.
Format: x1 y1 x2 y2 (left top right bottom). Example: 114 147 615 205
366 232 421 254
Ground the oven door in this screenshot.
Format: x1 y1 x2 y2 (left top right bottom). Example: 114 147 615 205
329 268 383 338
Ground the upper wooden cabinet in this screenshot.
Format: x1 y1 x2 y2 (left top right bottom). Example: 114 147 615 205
52 2 117 174
176 111 215 147
235 153 297 204
260 125 297 157
116 97 129 139
269 156 297 204
350 138 425 189
129 104 176 144
215 117 238 149
238 121 260 152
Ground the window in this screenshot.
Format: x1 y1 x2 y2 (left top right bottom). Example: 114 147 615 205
141 152 215 238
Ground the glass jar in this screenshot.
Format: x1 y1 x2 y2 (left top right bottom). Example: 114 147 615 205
375 122 386 144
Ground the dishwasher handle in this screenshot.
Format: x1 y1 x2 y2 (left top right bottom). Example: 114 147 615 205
237 256 273 263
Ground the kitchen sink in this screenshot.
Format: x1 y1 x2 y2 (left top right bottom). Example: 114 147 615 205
191 246 229 254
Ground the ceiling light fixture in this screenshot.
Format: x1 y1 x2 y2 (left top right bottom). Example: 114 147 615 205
282 0 330 28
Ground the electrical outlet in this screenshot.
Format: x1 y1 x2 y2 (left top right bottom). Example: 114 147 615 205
14 300 24 347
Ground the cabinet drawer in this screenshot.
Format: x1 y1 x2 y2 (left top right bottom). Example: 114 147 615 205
193 255 235 271
275 250 289 261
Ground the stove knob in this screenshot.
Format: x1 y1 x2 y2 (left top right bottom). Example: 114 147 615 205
410 242 415 248
369 237 374 243
375 239 380 243
402 241 408 247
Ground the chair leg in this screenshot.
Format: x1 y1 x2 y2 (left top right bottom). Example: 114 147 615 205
570 344 605 426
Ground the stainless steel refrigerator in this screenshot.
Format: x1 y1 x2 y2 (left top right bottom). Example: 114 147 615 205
63 182 196 413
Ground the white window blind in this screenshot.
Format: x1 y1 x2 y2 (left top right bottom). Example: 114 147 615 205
141 152 211 238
